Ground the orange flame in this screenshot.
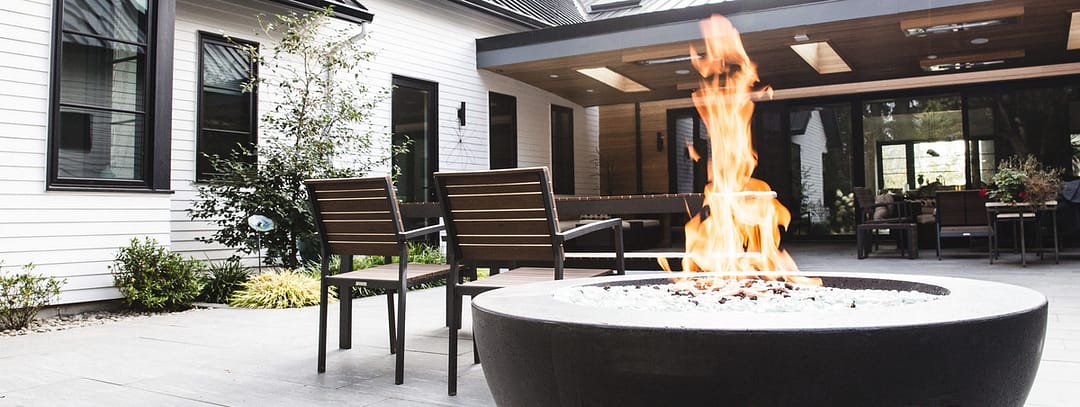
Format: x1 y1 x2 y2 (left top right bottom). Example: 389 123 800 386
663 15 819 286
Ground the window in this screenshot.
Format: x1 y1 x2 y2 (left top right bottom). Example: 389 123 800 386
196 32 257 181
862 94 963 192
489 92 517 169
49 0 173 190
551 105 574 194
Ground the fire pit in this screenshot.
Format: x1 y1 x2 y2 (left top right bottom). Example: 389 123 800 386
472 272 1047 407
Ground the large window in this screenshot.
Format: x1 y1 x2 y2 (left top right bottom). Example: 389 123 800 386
788 103 854 236
49 0 173 190
551 104 574 194
862 94 964 193
196 33 257 181
488 92 517 170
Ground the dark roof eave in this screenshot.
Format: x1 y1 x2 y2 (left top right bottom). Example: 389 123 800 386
269 0 374 24
477 0 825 52
445 0 554 29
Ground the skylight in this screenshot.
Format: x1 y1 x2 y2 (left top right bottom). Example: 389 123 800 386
789 41 852 74
576 67 650 92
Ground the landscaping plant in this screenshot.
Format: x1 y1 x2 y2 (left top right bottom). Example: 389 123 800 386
197 258 252 304
188 7 395 268
229 269 323 308
110 237 204 311
1 262 65 331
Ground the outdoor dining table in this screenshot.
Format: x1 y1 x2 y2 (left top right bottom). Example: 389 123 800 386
985 201 1059 266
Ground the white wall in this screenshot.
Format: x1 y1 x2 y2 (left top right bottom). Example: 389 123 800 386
0 0 599 305
0 0 172 304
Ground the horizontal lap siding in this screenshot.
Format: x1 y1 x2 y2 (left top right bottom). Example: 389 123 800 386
169 0 293 264
0 1 172 304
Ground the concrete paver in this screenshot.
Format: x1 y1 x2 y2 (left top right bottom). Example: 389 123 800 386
1 242 1077 406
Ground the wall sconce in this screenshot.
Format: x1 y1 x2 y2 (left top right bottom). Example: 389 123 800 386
457 101 466 126
656 131 664 152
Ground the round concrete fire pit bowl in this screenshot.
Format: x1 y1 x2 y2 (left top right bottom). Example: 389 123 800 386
471 272 1047 407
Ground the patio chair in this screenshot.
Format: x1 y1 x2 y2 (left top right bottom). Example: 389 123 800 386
305 176 449 385
434 167 625 396
934 190 992 262
853 187 918 259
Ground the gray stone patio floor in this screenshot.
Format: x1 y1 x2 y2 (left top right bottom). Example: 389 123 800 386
1 242 1078 406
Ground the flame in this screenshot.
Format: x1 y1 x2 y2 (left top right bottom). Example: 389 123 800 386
662 15 820 287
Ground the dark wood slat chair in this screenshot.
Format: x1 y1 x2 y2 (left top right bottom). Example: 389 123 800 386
935 190 993 262
853 186 918 259
434 167 625 396
305 176 449 385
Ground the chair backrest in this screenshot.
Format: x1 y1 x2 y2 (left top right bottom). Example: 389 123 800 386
434 167 562 264
305 176 404 258
936 190 988 227
852 187 875 219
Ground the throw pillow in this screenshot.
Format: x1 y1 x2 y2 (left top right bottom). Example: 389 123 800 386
873 193 893 220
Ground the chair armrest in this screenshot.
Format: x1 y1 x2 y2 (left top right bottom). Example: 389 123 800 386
401 223 445 240
561 217 622 241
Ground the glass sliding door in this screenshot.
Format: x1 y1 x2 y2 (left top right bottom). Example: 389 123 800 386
667 108 706 194
489 92 517 169
551 104 574 194
392 76 438 203
788 103 854 236
862 94 964 194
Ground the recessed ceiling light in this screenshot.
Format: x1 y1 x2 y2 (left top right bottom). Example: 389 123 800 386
926 54 938 60
586 89 595 93
793 34 810 42
789 41 852 74
576 67 650 93
549 74 559 79
674 69 691 75
970 38 989 45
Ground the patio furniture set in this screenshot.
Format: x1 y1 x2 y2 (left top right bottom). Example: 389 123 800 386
854 187 1063 265
304 167 631 396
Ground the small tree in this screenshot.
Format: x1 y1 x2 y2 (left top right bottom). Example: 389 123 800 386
189 7 392 268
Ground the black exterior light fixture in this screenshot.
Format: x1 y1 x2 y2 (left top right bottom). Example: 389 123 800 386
458 101 466 126
656 131 664 152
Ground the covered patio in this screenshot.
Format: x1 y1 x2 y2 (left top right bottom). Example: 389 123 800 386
1 243 1077 406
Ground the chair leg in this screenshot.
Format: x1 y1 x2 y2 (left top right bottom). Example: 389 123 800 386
448 292 461 396
318 282 329 373
339 283 352 349
394 281 407 385
386 292 396 354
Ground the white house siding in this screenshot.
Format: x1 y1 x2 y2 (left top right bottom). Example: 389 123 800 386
0 0 600 306
0 0 173 304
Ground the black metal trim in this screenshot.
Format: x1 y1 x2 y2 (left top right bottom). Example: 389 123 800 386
551 104 575 195
47 0 175 191
391 75 439 202
194 31 259 183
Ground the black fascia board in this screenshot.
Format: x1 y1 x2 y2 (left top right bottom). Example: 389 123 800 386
477 0 824 52
271 0 374 24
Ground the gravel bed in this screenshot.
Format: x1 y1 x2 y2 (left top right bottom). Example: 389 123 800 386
554 278 942 313
0 308 198 337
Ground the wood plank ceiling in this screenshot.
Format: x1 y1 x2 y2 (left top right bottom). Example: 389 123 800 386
479 0 1080 107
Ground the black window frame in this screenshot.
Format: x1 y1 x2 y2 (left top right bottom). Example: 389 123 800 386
195 31 258 182
551 104 575 194
488 91 517 170
47 0 174 192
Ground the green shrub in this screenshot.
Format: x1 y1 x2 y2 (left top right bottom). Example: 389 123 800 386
197 258 251 304
1 262 65 331
229 269 323 308
110 237 204 311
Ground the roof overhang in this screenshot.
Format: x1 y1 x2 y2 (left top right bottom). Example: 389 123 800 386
477 0 1080 107
269 0 374 24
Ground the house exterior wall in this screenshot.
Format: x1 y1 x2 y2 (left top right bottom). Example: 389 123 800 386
0 0 598 305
